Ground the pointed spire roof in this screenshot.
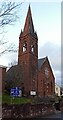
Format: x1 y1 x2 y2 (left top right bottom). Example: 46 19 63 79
23 5 34 34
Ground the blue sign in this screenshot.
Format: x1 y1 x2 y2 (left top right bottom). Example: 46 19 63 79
10 87 22 97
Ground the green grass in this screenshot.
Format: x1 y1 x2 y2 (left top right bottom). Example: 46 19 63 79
2 94 31 104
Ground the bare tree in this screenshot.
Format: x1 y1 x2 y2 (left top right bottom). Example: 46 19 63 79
0 1 22 26
0 1 22 56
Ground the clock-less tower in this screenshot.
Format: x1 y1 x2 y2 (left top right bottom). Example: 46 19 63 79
18 5 38 95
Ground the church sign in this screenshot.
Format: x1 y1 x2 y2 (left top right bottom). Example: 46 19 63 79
10 87 22 97
30 91 36 96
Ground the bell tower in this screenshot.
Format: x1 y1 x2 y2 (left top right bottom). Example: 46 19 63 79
18 5 38 95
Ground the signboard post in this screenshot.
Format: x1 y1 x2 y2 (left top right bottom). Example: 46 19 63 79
10 87 22 104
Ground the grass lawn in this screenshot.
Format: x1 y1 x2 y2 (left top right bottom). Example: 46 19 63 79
2 94 32 104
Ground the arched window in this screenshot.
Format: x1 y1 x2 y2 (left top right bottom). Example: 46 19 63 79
31 44 34 53
23 41 27 52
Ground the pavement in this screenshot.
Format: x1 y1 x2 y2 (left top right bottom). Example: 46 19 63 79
25 111 63 119
44 111 63 119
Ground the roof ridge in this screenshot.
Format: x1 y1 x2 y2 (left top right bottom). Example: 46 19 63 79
38 56 47 60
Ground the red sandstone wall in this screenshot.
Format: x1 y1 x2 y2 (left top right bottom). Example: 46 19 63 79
18 32 38 95
38 60 55 97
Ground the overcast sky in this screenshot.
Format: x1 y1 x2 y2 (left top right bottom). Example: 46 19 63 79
0 1 61 86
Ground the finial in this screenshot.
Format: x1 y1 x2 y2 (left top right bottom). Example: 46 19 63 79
28 3 31 11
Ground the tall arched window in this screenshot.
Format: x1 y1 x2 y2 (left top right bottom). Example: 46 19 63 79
31 44 34 53
23 41 27 52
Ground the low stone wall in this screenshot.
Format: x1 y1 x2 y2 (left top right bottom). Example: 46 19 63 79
2 103 55 118
60 101 63 111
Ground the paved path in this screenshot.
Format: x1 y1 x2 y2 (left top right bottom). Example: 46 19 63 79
44 111 63 119
33 111 63 120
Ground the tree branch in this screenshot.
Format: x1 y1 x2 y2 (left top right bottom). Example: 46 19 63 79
0 1 23 55
0 1 22 26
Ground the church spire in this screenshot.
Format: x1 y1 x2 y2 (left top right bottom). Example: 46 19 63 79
23 5 34 35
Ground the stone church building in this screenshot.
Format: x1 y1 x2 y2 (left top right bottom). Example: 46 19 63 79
6 5 55 97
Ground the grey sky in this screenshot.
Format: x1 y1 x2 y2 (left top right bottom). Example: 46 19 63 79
0 1 61 86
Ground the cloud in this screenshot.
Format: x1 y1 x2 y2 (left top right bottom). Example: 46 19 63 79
0 41 61 86
0 51 18 67
55 71 61 86
39 42 61 70
39 42 61 86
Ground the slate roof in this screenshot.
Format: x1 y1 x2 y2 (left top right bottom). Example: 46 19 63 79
6 57 51 82
6 64 24 83
6 57 47 82
38 57 47 70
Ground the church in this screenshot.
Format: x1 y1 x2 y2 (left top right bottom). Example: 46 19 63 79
5 5 55 97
